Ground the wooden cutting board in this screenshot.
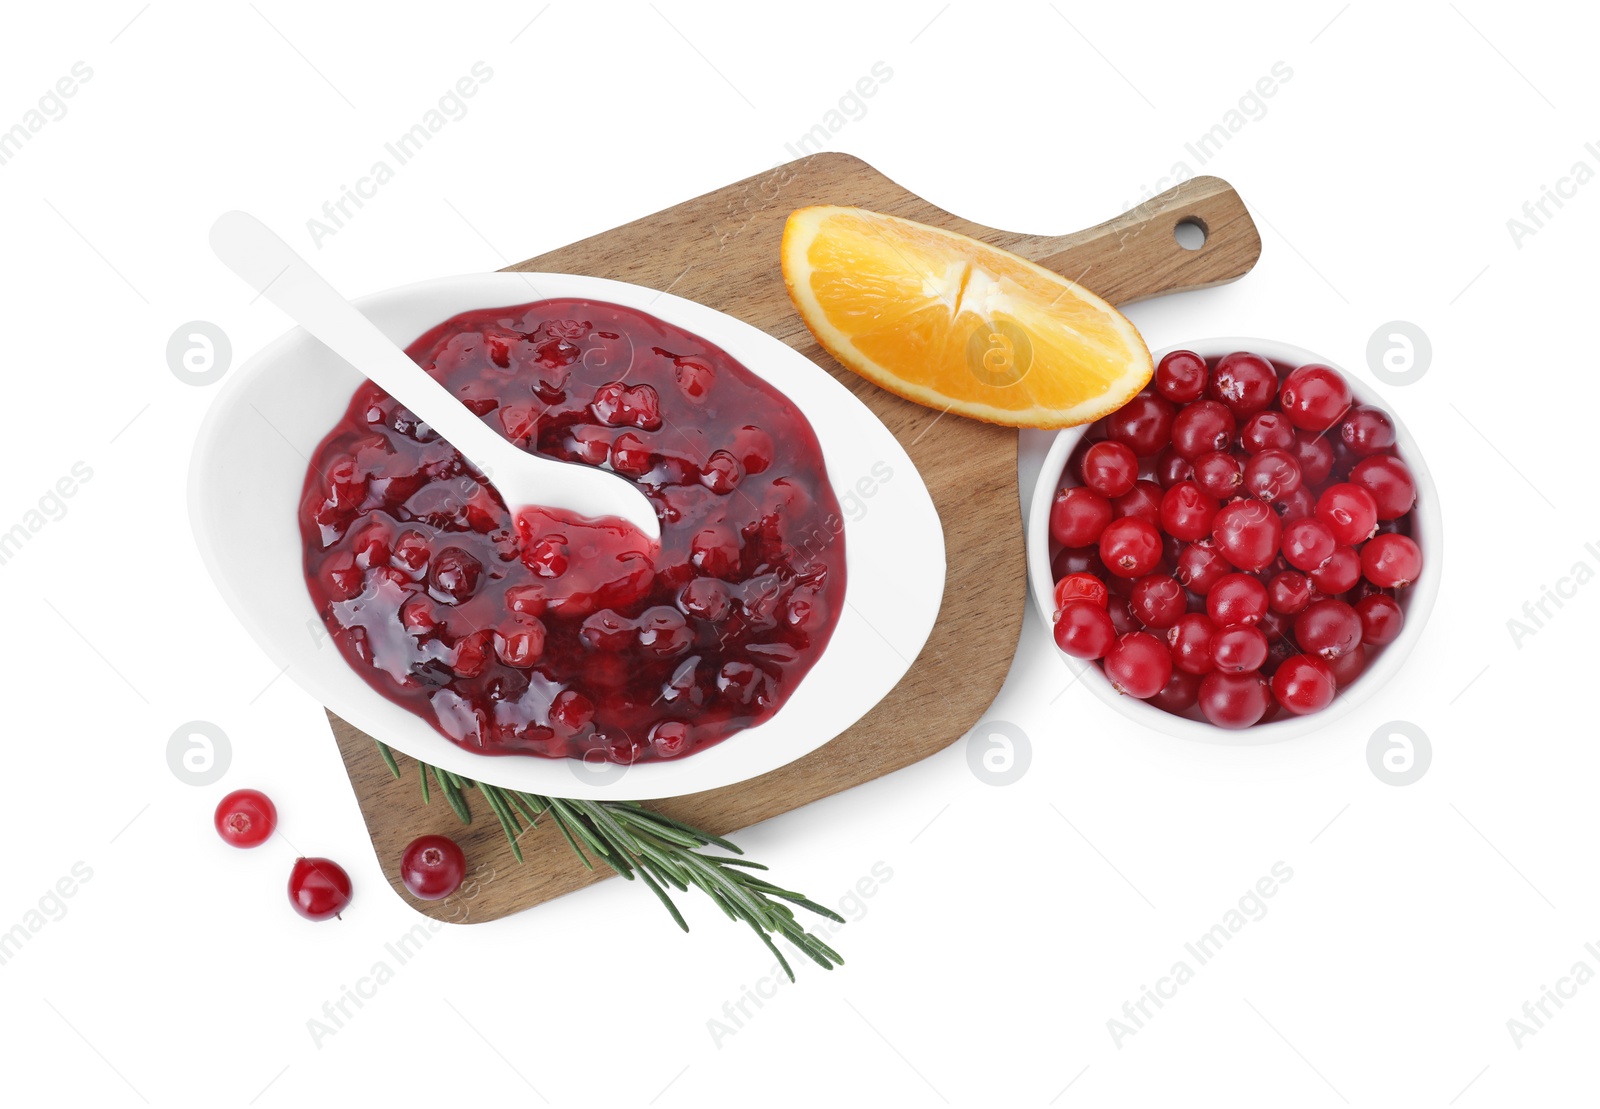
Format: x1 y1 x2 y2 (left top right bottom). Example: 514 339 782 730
327 154 1261 922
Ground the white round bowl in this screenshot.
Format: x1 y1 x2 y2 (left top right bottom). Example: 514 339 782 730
1026 337 1441 743
189 272 945 798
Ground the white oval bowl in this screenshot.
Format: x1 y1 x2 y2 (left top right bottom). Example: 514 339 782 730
189 272 946 798
1026 337 1441 744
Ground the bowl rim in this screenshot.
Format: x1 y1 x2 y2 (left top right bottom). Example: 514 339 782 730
188 270 947 797
1025 336 1442 744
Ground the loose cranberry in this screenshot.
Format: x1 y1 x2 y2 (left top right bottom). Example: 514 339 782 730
1362 533 1423 588
1175 540 1232 593
1082 441 1140 498
1267 571 1314 615
1279 364 1353 431
1107 596 1140 635
1243 449 1302 502
1054 571 1110 614
1156 448 1194 489
1192 450 1244 499
1339 406 1396 456
1207 573 1269 626
1103 631 1172 698
214 789 277 849
1100 517 1163 578
1271 656 1337 715
400 835 466 900
1055 601 1117 660
1290 432 1335 487
1212 625 1269 673
1168 614 1217 675
1150 668 1202 713
1281 518 1337 572
1349 455 1417 520
1130 574 1186 629
1111 480 1164 526
1327 644 1368 686
1308 545 1362 594
1158 481 1220 542
1051 486 1114 548
1279 486 1316 523
1209 352 1279 416
1103 391 1176 457
1240 410 1296 454
288 857 353 921
1211 499 1283 572
1315 483 1379 545
1295 599 1363 660
1052 545 1104 580
1198 670 1270 728
1355 593 1405 645
1170 400 1236 460
1155 350 1208 404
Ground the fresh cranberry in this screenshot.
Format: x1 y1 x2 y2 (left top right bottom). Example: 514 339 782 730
1051 486 1114 548
1315 483 1379 545
1278 486 1316 523
1240 410 1296 454
214 789 277 849
1355 593 1405 645
1209 352 1279 416
1267 571 1314 615
1130 575 1186 629
1212 625 1269 673
1107 596 1140 635
1362 533 1422 588
1206 573 1268 626
1243 449 1302 502
1349 455 1417 519
1103 391 1176 457
1192 450 1244 499
288 857 353 921
1168 614 1217 675
1294 599 1363 660
1271 656 1337 715
1170 400 1236 460
1100 517 1163 578
1155 350 1208 403
1198 671 1270 728
1150 668 1203 713
1339 406 1396 456
1159 481 1220 542
400 835 466 901
1082 441 1140 497
1279 364 1353 431
1175 540 1232 594
1290 431 1335 487
1054 571 1110 613
1156 448 1194 488
1055 601 1116 660
1327 644 1367 686
1308 545 1362 594
1103 631 1172 698
1281 518 1336 572
1052 545 1103 580
1211 500 1283 572
1112 480 1164 526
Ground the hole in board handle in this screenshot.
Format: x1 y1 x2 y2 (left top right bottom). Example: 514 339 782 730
1174 216 1208 251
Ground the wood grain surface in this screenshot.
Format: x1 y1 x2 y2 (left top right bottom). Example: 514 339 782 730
327 155 1260 922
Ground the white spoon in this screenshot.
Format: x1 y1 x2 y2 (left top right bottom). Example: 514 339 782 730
208 211 661 541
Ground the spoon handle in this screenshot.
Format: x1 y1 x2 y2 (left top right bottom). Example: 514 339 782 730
209 211 527 479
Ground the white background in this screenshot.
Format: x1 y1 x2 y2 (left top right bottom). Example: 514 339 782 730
3 2 1596 1105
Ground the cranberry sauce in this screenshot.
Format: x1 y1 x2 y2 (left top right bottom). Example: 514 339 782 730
300 299 846 763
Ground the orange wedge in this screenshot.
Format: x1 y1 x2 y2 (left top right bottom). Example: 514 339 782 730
781 205 1152 428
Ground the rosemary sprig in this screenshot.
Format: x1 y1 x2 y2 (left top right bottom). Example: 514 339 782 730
375 741 844 979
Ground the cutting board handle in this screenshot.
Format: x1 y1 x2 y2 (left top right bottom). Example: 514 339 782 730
1011 176 1261 307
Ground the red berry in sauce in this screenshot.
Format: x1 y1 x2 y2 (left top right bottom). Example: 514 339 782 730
400 835 466 901
1103 631 1172 698
214 789 277 849
289 857 353 921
